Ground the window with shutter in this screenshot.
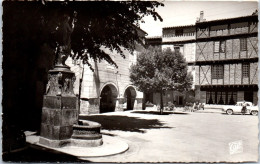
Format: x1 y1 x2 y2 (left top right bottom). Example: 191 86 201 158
214 41 225 53
220 41 225 53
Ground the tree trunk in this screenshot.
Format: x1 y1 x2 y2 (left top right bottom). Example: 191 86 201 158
78 64 84 118
160 91 164 115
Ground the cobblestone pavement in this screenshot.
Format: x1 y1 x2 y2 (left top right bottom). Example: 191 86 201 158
80 110 258 163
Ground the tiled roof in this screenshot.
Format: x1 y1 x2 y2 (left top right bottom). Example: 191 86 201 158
163 13 257 29
163 24 195 29
196 14 258 24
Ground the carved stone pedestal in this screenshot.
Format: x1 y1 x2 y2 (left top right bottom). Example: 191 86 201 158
39 66 78 148
39 63 103 148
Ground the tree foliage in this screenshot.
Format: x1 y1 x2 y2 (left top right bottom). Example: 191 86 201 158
3 1 163 70
130 46 193 112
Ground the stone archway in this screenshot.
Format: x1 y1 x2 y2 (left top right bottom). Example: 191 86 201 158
124 86 137 110
100 84 118 113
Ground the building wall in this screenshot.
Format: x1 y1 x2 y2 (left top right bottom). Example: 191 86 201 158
162 26 195 42
196 37 258 62
195 62 258 86
253 91 258 105
184 43 196 62
67 47 144 114
196 18 257 39
162 42 196 62
195 26 258 86
195 15 258 105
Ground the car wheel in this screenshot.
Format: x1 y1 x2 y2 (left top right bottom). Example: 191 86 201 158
251 111 258 116
226 109 233 115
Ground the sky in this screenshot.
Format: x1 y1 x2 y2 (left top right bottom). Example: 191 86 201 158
140 1 258 37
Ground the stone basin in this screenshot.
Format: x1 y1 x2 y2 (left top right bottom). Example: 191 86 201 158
70 120 103 147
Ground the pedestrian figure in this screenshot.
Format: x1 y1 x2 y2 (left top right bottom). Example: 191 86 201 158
157 104 160 111
241 100 247 115
192 102 197 112
198 103 201 110
201 103 205 110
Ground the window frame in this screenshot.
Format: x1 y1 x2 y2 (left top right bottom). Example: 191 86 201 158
174 46 180 53
242 63 250 78
240 38 247 51
206 91 237 105
219 40 226 53
214 41 220 53
211 65 224 79
214 40 226 53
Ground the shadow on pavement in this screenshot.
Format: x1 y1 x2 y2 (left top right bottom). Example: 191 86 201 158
221 113 255 116
2 146 87 162
131 111 188 115
80 115 172 133
101 132 117 136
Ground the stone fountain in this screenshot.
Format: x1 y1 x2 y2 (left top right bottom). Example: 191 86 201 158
39 46 103 148
39 15 102 148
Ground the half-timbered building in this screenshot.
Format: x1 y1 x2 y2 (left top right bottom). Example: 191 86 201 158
194 12 258 105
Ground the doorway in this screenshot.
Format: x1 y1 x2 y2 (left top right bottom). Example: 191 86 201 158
178 96 184 106
100 84 118 113
124 87 137 110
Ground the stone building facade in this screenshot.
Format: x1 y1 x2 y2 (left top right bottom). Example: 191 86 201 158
194 13 258 105
67 31 146 115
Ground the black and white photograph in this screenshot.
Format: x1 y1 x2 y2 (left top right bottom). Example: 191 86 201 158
2 0 259 162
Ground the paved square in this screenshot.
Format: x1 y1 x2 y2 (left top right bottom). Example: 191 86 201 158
80 110 259 162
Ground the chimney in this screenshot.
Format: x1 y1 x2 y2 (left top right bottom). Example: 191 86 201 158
200 11 204 21
196 11 206 22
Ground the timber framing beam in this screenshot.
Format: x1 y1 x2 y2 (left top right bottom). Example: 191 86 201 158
193 57 258 65
162 39 196 45
196 32 258 42
198 84 258 91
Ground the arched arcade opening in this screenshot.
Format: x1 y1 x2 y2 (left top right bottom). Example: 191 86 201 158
124 86 137 110
100 84 118 113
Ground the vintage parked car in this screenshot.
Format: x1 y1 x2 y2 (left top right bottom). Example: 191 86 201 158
222 101 258 116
